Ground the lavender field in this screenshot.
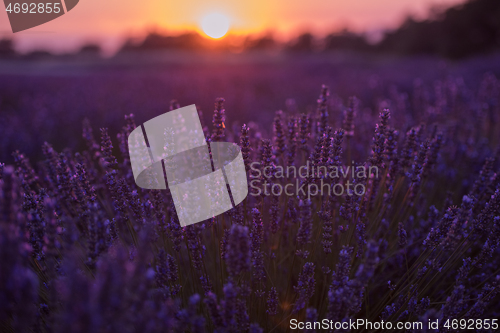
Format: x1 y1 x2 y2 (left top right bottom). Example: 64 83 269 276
1 53 500 332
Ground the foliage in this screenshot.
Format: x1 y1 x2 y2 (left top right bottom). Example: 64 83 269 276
1 72 500 332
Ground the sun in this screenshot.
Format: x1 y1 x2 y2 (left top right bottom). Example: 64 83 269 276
200 13 230 39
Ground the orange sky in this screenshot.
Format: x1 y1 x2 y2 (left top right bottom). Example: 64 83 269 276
0 0 467 54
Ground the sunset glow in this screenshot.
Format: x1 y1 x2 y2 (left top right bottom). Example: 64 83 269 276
200 13 230 39
0 0 468 53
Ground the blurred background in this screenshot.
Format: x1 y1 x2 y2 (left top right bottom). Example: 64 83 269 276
0 0 499 163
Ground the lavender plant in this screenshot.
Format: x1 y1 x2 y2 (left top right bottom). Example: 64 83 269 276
1 75 500 333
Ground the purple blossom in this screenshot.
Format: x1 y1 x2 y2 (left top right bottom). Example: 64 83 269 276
304 307 319 333
369 108 390 168
273 110 286 157
240 124 252 172
211 98 226 142
296 199 312 247
293 262 316 313
343 96 358 138
287 116 298 166
225 224 251 278
316 84 330 136
1 77 500 330
399 127 418 175
299 113 311 153
100 128 118 170
155 250 180 297
266 287 279 316
269 193 280 234
424 207 458 248
398 222 408 248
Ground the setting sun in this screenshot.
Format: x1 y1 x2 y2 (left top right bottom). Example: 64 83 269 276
200 13 230 39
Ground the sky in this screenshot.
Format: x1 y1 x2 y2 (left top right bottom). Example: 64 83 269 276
0 0 467 54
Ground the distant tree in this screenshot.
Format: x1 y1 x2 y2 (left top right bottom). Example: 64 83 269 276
286 33 314 52
115 0 500 59
23 50 53 61
79 44 101 56
0 39 15 58
378 0 500 58
123 32 206 52
244 35 277 51
323 30 370 52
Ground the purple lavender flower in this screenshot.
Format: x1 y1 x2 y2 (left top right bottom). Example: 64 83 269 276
22 189 47 261
155 250 181 297
328 128 344 169
296 199 312 247
185 224 205 272
82 118 100 159
410 140 430 184
235 298 250 331
399 127 418 174
269 194 280 234
204 292 225 329
304 307 319 333
474 216 500 268
384 127 398 170
100 128 118 170
441 285 466 319
273 110 286 157
225 224 251 278
287 116 298 166
266 287 279 316
229 203 244 225
249 323 263 333
250 208 265 283
259 139 274 171
293 262 316 313
105 170 126 215
422 132 443 177
331 246 353 290
2 80 500 331
347 241 379 313
316 84 330 136
398 222 408 248
423 207 458 248
355 218 367 257
299 113 311 153
319 201 333 254
240 124 252 172
251 249 266 284
222 282 238 330
369 109 390 167
463 282 500 320
343 96 358 138
0 225 39 332
168 201 184 252
74 163 96 205
116 113 136 165
199 274 213 295
211 98 226 142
